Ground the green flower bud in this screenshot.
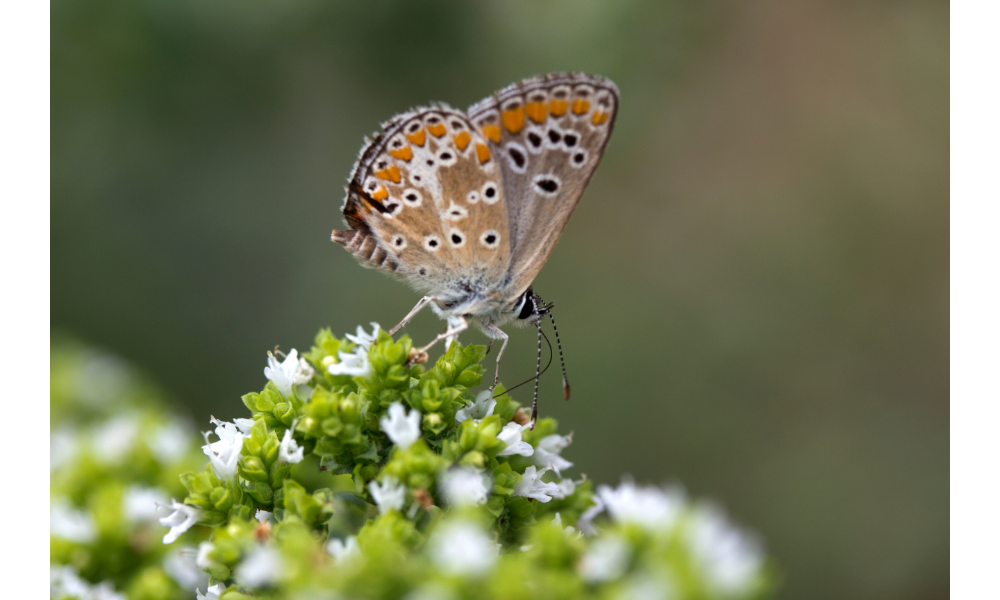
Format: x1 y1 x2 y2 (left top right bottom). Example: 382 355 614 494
239 456 269 483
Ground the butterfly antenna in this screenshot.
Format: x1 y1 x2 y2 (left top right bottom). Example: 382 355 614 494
530 322 544 429
548 311 570 400
493 332 553 397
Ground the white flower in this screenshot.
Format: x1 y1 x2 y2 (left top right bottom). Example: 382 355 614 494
327 346 371 377
513 466 561 502
202 418 244 481
51 565 126 600
195 583 226 600
92 415 139 462
235 545 284 588
163 546 208 590
429 521 499 576
596 480 684 532
123 486 169 524
50 498 96 543
551 513 582 539
346 322 381 350
148 421 190 464
455 390 496 423
687 505 763 594
233 418 256 435
76 351 131 406
578 497 605 537
619 574 675 600
255 509 273 523
552 475 585 501
533 432 573 475
379 402 422 451
369 476 407 515
158 500 202 544
196 542 221 571
326 535 360 564
278 427 304 464
51 565 90 600
264 349 314 397
577 534 631 583
51 427 78 471
440 468 491 507
496 422 534 457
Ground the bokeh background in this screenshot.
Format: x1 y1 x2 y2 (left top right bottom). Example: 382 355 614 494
51 1 948 598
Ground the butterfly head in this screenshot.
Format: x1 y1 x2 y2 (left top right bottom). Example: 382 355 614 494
513 288 553 325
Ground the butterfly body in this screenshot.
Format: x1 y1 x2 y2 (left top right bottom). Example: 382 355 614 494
332 73 618 416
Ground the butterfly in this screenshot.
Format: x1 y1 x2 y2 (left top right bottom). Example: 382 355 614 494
332 72 619 423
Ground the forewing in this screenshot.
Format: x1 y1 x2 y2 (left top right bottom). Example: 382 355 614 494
332 107 512 296
466 73 619 293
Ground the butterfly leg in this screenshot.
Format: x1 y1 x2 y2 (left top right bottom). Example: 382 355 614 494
414 315 468 356
390 296 435 335
484 324 509 390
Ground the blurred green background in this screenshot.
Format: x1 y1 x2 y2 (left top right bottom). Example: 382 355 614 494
51 1 948 598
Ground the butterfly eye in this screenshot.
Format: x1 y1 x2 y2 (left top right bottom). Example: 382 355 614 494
515 289 535 320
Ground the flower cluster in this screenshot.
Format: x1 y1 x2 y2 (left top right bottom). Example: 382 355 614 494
51 328 776 599
50 338 210 600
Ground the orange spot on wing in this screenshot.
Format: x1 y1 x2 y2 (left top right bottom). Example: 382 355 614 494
376 164 401 183
591 111 609 125
371 186 389 201
502 107 525 133
453 131 471 151
549 99 568 117
572 99 590 115
389 146 413 161
407 128 426 146
475 143 491 164
481 124 502 143
427 123 446 138
525 102 547 123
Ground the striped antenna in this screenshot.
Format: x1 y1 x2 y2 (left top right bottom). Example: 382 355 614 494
529 322 543 429
548 311 570 400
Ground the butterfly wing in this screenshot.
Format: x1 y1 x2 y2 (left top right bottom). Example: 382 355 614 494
466 73 619 297
332 107 513 299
